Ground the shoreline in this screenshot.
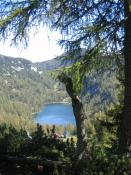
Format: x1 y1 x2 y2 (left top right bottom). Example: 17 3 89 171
43 102 71 105
32 102 72 116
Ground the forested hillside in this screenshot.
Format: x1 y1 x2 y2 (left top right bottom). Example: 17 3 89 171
0 54 68 124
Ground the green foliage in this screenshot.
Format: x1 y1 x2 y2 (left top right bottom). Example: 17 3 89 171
64 61 85 94
0 0 48 45
72 155 131 175
0 123 75 174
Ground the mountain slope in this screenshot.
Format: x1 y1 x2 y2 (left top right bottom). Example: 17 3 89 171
0 54 68 120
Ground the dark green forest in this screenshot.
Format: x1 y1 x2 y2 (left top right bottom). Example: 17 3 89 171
0 0 131 175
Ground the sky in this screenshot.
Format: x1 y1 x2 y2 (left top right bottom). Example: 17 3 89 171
0 26 64 62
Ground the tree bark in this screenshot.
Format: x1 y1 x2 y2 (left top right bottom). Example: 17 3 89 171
63 75 87 159
118 0 131 153
72 96 87 159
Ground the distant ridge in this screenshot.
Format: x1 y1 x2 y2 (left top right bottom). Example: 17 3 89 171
0 54 68 119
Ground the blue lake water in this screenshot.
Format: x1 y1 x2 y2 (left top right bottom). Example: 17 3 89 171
35 103 76 126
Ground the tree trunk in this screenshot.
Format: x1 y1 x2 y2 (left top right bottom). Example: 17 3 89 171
63 75 87 159
72 96 87 159
118 0 131 153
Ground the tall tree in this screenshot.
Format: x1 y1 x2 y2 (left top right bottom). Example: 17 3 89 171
58 72 87 159
118 1 131 153
0 0 131 153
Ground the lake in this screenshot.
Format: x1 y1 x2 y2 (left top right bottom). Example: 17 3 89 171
35 103 76 126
